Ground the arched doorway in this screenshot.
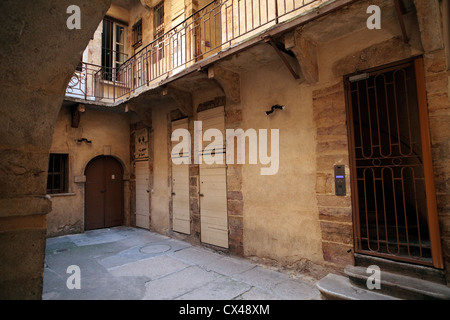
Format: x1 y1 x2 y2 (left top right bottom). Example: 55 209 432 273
85 156 124 230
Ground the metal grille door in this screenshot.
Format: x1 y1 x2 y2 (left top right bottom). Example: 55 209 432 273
346 60 437 266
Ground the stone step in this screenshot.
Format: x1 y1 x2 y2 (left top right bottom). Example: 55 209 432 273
316 273 399 300
354 253 446 285
345 265 450 300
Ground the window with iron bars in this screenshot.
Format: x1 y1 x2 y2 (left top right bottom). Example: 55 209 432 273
47 154 68 194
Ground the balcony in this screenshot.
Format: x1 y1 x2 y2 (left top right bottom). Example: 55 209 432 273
65 0 333 104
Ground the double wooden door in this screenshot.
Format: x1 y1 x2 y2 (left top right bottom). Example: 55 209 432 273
85 156 124 230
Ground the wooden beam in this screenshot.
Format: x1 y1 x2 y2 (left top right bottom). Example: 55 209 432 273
71 105 81 128
394 0 409 44
289 32 319 84
265 37 300 80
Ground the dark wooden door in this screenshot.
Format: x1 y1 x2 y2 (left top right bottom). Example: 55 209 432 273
85 156 124 230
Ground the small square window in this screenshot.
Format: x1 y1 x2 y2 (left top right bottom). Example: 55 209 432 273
47 154 69 194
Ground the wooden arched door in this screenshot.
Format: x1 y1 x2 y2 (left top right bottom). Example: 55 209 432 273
85 156 124 230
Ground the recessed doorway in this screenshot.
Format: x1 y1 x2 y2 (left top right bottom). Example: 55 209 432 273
345 58 443 268
85 156 124 230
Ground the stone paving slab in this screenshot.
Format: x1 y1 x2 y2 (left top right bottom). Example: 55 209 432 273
272 279 321 300
237 286 282 300
169 246 223 267
233 266 291 291
108 255 190 279
143 266 222 300
175 277 253 300
43 226 322 300
66 228 130 246
203 255 256 277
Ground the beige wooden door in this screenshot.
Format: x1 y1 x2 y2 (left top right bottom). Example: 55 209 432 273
171 118 190 234
135 160 150 229
197 106 228 248
199 166 228 248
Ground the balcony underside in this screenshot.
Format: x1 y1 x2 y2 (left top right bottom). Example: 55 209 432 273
64 0 418 118
64 0 364 109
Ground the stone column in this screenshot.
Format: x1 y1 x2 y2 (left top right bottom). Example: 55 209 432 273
414 0 450 282
225 103 244 256
0 0 111 299
312 82 354 268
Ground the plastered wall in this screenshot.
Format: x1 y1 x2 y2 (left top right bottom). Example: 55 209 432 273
46 106 131 237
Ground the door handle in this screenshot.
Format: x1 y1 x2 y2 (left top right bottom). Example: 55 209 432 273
100 190 105 193
199 193 204 197
171 192 176 196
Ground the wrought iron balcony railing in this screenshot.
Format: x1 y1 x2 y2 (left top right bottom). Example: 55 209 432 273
65 62 101 101
66 0 322 103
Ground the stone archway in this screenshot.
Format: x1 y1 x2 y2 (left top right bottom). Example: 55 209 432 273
0 0 111 299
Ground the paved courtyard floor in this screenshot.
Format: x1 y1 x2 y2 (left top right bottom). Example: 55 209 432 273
43 226 323 300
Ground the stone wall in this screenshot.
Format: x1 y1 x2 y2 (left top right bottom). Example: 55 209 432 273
312 82 354 267
27 0 450 288
0 0 111 299
299 0 450 275
225 102 245 256
46 106 131 237
415 0 450 281
424 50 450 280
239 56 324 267
150 104 173 233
